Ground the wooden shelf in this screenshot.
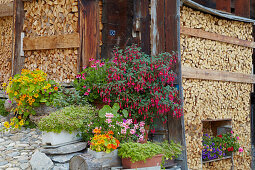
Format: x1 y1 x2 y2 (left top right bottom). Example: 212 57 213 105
202 156 232 163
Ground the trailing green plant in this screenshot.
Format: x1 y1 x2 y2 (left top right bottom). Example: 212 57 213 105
0 99 9 117
99 45 182 126
118 141 182 164
74 59 111 103
52 88 88 108
38 105 96 133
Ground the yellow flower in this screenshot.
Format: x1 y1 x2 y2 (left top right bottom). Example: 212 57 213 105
34 93 39 98
4 122 10 128
36 68 40 71
14 91 18 96
29 96 32 100
47 84 51 88
19 120 24 126
14 124 19 129
18 115 22 119
9 77 12 81
2 83 6 87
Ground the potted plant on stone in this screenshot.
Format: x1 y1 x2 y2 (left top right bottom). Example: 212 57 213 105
118 140 182 169
38 105 96 145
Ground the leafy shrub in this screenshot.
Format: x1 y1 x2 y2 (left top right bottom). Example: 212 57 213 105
100 45 182 125
74 59 111 103
118 141 182 164
0 99 9 117
38 105 96 133
52 88 88 108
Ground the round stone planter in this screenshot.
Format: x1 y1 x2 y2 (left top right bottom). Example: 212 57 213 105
42 131 81 146
121 154 163 169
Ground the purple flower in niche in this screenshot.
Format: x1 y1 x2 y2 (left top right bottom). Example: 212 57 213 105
8 100 12 104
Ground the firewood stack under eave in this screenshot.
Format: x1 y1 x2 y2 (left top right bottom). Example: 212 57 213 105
180 6 253 170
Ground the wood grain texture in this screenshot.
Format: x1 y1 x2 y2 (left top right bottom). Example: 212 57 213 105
182 67 255 84
180 26 255 48
0 2 13 17
23 33 79 51
216 0 231 12
235 0 250 18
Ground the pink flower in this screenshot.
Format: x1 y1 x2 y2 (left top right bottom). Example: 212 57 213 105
126 119 133 125
138 134 144 142
239 147 243 152
139 121 145 127
237 136 240 140
83 86 86 88
76 74 81 79
105 113 114 118
105 119 112 124
121 129 126 134
140 127 145 134
91 64 96 68
87 89 91 92
89 58 94 62
82 76 86 80
231 131 234 134
84 92 89 96
130 129 136 135
82 66 87 69
134 124 139 129
95 60 100 64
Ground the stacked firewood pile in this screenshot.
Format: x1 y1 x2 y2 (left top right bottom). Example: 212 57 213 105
23 0 79 83
181 6 252 170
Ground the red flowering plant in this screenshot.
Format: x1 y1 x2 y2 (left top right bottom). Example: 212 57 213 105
99 45 182 127
73 59 111 103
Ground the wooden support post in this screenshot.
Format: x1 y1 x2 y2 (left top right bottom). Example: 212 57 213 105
140 0 150 54
216 0 231 12
235 0 250 18
79 0 100 68
12 0 25 75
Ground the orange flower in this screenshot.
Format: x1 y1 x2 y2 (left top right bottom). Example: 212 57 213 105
108 131 114 135
107 144 112 149
116 139 120 146
112 144 117 150
54 86 58 91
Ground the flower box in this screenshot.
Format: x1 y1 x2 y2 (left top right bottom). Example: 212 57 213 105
121 154 163 169
42 131 81 146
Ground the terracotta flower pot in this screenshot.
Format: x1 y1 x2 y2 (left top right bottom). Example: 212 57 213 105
121 154 163 169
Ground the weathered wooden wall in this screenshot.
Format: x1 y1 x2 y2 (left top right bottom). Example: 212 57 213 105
22 0 79 83
0 0 13 84
181 6 253 170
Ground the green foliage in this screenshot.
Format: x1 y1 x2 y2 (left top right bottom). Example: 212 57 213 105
52 88 88 108
38 105 96 133
73 59 111 103
98 103 127 118
0 99 9 117
118 141 182 163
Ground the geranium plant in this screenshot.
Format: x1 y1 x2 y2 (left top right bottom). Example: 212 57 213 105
99 45 182 126
90 130 120 153
202 132 243 161
2 69 59 128
74 59 110 103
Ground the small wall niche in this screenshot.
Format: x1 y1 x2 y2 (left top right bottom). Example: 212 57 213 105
202 119 232 137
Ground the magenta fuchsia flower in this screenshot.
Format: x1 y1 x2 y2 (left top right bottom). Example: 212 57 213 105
76 74 81 79
82 76 86 80
87 89 91 92
105 113 114 118
237 136 240 140
83 86 86 88
89 58 94 62
84 92 89 96
91 64 96 68
239 147 243 152
231 131 234 134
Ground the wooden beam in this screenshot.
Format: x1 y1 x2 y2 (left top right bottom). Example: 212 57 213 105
216 0 231 12
182 67 255 84
0 2 13 17
23 33 80 51
12 0 25 75
140 0 150 54
235 0 250 18
180 26 255 48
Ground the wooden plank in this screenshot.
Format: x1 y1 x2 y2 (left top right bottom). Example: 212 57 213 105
79 1 99 67
0 2 13 17
151 0 165 55
23 33 80 51
216 0 231 12
180 26 255 48
235 0 250 18
182 67 255 84
12 0 25 75
140 0 150 54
